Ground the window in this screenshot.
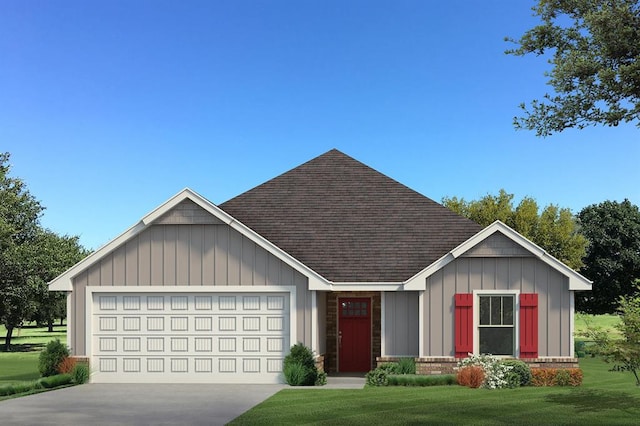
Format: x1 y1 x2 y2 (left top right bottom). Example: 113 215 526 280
478 295 514 356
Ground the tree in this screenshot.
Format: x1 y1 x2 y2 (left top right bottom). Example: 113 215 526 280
583 289 640 386
0 153 44 350
506 0 640 136
577 200 640 314
442 189 587 270
28 230 88 332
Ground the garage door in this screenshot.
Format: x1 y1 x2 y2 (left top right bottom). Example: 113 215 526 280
90 292 290 383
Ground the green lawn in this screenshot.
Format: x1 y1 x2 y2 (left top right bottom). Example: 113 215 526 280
0 324 66 385
231 357 640 425
574 313 622 339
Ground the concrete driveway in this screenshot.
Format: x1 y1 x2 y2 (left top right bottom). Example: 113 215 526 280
0 383 284 425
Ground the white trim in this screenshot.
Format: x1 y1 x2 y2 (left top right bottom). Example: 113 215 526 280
472 289 520 357
328 283 404 291
311 290 317 353
66 292 72 353
405 221 592 291
380 292 386 357
418 291 425 358
49 188 330 292
569 292 575 358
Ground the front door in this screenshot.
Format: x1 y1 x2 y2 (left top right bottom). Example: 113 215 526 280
338 297 371 372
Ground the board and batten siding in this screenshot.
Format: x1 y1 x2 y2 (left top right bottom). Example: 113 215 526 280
422 256 571 358
69 222 312 356
383 292 419 356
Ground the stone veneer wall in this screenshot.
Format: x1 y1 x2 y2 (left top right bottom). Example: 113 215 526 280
378 357 580 375
325 291 381 373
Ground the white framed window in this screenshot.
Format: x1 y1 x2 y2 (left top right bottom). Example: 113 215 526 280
473 290 519 357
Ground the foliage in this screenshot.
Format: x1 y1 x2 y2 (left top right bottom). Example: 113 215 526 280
395 357 416 375
283 362 311 386
442 189 587 270
72 362 90 384
282 343 318 386
57 356 77 374
387 374 457 387
38 339 70 377
314 370 327 386
506 0 640 136
1 153 87 350
365 363 398 386
583 292 640 385
500 359 532 387
37 373 73 389
531 368 583 386
456 366 485 388
577 200 640 313
457 354 513 389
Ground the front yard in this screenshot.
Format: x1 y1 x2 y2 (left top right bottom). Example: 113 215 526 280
231 357 640 425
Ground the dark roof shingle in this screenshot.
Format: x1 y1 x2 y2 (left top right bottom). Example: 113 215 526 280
219 149 482 282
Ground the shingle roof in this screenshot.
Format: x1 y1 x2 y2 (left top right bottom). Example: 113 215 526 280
219 149 482 282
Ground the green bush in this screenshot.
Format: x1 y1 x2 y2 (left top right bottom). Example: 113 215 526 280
366 367 390 386
574 340 586 358
315 370 327 386
38 374 73 389
555 369 571 386
72 363 90 384
501 359 532 387
283 362 312 386
39 339 70 377
283 343 318 386
387 374 457 386
396 358 416 375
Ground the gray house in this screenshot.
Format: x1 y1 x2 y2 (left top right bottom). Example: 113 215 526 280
49 149 591 383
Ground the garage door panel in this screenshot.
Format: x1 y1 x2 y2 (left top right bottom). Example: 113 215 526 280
91 292 290 383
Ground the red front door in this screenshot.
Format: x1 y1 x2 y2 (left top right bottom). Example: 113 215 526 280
338 297 371 372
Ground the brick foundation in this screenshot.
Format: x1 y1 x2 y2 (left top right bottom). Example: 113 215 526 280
377 356 580 375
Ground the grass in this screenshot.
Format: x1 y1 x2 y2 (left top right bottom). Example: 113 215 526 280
0 324 66 385
574 313 621 340
231 357 640 425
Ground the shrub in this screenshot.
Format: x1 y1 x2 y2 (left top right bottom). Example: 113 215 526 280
57 356 77 374
500 359 532 387
39 339 70 377
396 358 416 375
457 366 485 388
72 362 90 384
315 370 327 386
366 366 392 386
531 368 583 387
37 374 73 389
457 354 512 389
283 362 312 386
387 374 457 387
283 343 318 386
574 340 586 358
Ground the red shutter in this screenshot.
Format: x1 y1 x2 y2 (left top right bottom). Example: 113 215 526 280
519 293 538 358
455 293 473 358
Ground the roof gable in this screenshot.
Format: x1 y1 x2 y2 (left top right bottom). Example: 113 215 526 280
405 221 592 291
220 149 482 282
49 188 328 291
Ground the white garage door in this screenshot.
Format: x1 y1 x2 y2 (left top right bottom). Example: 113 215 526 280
90 292 290 383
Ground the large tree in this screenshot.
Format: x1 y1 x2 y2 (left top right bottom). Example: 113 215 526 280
577 200 640 314
443 189 587 270
0 152 43 350
506 0 640 136
28 230 89 332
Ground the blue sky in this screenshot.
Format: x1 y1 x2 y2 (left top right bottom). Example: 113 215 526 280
2 0 638 250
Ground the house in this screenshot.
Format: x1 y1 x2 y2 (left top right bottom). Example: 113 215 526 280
49 149 591 383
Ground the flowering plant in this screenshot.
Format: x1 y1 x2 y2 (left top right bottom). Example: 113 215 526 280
457 354 512 389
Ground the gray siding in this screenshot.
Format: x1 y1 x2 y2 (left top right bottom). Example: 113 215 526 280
422 257 570 358
70 223 312 355
462 232 534 257
384 292 419 356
